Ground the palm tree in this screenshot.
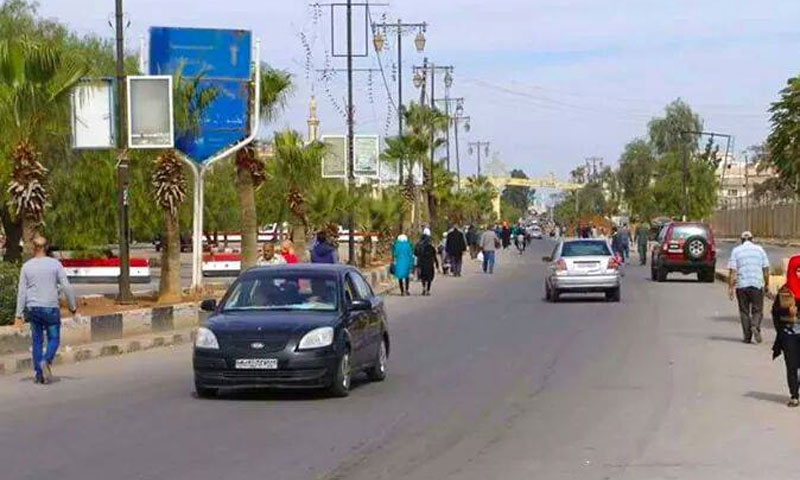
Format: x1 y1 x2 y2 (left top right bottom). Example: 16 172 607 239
0 37 87 257
380 134 426 231
236 66 292 270
152 67 218 301
403 102 448 226
271 130 325 258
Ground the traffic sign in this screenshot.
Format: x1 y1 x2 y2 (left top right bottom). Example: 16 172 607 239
149 27 253 163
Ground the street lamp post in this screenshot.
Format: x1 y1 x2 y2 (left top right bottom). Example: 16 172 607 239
413 61 454 227
451 101 470 189
435 97 464 173
372 20 427 186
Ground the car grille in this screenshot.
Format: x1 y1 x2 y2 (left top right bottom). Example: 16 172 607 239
218 335 289 354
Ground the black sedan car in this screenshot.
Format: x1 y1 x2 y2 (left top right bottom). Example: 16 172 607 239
193 264 390 398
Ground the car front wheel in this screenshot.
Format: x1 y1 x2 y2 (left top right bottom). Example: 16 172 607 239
366 338 388 382
328 350 352 398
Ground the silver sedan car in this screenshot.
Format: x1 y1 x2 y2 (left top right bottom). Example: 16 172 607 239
543 239 621 302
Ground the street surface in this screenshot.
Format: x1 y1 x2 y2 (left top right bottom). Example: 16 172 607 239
2 241 797 480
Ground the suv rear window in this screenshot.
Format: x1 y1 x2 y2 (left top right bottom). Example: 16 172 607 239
561 241 611 257
670 225 709 241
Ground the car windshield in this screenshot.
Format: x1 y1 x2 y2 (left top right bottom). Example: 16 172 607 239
221 273 339 312
561 241 611 257
671 225 709 241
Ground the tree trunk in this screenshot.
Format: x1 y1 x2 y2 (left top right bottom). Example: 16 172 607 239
21 217 38 260
236 165 259 270
0 207 22 263
158 210 182 303
291 221 308 262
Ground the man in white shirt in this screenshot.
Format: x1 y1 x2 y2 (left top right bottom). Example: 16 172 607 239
728 231 770 344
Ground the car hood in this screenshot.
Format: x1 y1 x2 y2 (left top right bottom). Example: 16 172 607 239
206 310 341 335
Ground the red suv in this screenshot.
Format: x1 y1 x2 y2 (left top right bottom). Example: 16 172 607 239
651 222 716 283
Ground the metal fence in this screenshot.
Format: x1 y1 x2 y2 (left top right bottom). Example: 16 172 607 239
711 198 800 238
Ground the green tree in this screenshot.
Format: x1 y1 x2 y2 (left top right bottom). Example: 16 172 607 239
236 66 292 270
0 36 88 257
270 130 326 258
403 102 447 225
766 74 800 194
618 139 656 220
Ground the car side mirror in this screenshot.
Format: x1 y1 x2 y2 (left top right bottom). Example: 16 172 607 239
200 299 217 312
542 256 552 262
349 299 372 312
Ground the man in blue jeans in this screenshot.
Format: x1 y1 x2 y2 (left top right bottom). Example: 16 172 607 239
479 227 499 274
14 236 77 384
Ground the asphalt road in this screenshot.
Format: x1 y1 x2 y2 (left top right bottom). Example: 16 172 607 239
1 242 797 480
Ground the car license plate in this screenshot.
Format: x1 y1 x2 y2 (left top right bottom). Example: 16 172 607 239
235 358 278 370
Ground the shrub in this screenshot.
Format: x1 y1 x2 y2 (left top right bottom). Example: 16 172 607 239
0 262 20 326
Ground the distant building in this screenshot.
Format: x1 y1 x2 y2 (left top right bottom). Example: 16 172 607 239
716 160 774 208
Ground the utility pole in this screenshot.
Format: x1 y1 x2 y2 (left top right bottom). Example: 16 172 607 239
452 115 470 189
114 0 133 303
469 141 491 177
346 0 355 265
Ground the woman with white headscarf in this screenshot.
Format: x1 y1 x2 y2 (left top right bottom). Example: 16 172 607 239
414 228 439 296
392 234 414 296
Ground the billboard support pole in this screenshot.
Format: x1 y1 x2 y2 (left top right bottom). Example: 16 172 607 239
114 0 134 304
188 39 261 291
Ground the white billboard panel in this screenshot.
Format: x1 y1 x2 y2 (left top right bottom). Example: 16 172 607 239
127 75 174 149
321 135 347 178
71 80 115 149
353 135 379 178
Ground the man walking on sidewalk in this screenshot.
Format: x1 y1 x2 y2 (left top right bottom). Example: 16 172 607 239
14 236 77 384
728 231 770 344
479 226 500 274
445 225 467 277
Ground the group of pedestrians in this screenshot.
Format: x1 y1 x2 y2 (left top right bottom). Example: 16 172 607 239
391 224 509 296
727 231 800 408
391 228 440 296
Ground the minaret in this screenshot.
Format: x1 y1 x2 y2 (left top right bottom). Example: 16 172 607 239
307 95 320 142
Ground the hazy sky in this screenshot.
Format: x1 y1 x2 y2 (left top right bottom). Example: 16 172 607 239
37 0 800 179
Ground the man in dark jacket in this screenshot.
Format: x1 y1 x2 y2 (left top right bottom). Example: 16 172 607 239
445 226 468 277
310 231 337 264
466 225 479 259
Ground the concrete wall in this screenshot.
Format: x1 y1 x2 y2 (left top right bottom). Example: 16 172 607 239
712 202 800 239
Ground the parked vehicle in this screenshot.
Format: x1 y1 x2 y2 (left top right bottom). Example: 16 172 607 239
527 226 543 239
193 264 390 398
650 222 716 283
543 239 621 302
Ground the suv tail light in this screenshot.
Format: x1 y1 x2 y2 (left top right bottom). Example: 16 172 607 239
662 243 669 252
555 259 567 272
607 257 619 270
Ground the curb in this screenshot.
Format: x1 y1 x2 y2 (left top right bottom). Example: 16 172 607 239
0 330 196 376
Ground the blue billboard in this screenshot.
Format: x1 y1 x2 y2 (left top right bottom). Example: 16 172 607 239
149 27 253 163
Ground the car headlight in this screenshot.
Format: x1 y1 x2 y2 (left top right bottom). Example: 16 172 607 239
298 327 334 350
195 327 220 350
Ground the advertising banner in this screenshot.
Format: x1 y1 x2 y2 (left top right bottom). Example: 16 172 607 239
71 79 115 149
127 76 174 149
353 135 379 178
321 135 347 178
